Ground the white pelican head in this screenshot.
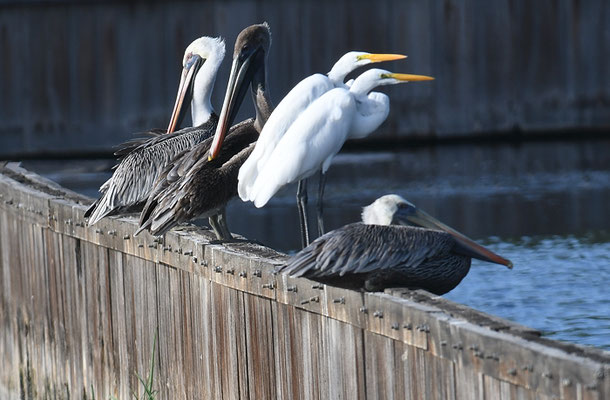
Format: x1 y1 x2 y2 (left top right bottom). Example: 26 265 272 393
167 36 226 133
361 194 415 225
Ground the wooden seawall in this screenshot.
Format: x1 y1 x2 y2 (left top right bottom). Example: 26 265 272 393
1 164 608 399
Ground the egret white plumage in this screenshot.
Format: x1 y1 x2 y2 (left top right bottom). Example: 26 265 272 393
238 69 433 226
280 194 513 295
85 36 225 225
235 52 406 246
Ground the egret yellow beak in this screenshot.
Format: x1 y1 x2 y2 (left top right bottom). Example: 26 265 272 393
357 53 407 63
381 73 435 82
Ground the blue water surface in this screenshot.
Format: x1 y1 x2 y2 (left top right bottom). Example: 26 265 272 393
446 233 610 350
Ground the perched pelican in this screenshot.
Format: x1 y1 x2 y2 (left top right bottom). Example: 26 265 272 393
85 36 225 225
240 69 433 216
280 194 513 295
137 23 272 240
237 51 406 246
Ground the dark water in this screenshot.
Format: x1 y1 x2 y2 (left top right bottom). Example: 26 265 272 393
22 138 610 351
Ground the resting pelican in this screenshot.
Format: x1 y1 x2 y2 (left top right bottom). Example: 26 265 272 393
85 36 225 225
137 23 272 240
237 51 406 247
280 194 513 295
240 69 433 216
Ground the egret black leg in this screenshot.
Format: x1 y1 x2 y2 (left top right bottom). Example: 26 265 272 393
297 179 310 248
316 171 327 237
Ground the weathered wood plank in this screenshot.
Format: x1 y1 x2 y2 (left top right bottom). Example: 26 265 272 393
209 282 246 400
122 253 146 399
45 227 71 396
243 294 277 399
0 207 17 393
320 317 366 399
82 240 103 399
454 366 484 400
272 302 326 400
188 272 217 399
155 262 173 400
397 342 457 400
364 331 399 399
58 234 82 397
108 249 130 400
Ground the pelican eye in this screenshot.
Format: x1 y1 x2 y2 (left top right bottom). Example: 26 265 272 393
185 54 202 70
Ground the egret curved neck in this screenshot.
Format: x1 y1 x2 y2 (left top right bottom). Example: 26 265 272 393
327 63 352 86
349 92 390 139
191 52 223 126
348 77 380 97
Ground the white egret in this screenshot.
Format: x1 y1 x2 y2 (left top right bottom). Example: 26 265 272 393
241 68 434 224
236 51 406 246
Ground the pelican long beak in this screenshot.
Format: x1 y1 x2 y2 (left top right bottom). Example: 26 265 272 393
357 53 408 63
166 54 203 133
382 72 435 82
395 207 513 269
208 51 257 161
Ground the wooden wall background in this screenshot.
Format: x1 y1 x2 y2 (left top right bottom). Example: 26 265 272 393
1 164 608 399
0 0 609 157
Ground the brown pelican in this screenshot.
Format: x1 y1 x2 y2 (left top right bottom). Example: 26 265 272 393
280 194 512 295
85 36 225 225
236 69 433 245
137 23 272 240
236 52 407 247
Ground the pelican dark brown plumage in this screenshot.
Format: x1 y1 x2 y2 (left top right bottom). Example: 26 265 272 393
280 194 512 295
137 23 273 240
85 36 225 225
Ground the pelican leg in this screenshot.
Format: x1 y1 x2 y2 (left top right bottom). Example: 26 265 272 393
217 207 233 240
208 208 236 243
316 171 327 237
208 215 224 240
297 179 310 248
